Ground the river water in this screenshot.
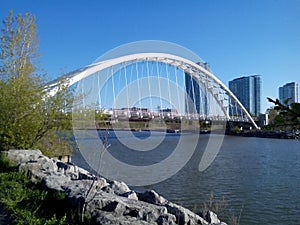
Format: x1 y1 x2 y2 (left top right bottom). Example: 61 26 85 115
72 130 300 225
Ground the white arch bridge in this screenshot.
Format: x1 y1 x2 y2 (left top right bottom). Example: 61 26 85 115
46 53 259 129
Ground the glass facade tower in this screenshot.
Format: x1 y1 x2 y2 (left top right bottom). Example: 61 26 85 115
185 62 209 116
185 73 208 115
279 82 298 104
229 75 261 117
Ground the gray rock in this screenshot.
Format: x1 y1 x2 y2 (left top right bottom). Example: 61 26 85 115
6 149 43 164
108 180 131 195
156 214 177 225
41 174 72 191
6 150 227 225
205 211 220 224
122 190 139 200
138 190 168 205
91 210 154 225
165 202 208 225
78 167 95 180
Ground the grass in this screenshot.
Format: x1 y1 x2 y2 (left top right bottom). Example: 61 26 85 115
0 152 80 225
199 192 243 225
200 192 227 218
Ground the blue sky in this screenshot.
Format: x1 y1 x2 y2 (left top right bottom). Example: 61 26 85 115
1 0 300 112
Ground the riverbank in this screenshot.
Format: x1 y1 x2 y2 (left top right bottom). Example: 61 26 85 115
227 129 300 139
97 127 300 139
3 150 227 225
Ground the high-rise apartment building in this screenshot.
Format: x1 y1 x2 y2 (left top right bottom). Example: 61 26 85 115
185 62 209 115
229 75 261 117
279 82 298 104
185 73 207 115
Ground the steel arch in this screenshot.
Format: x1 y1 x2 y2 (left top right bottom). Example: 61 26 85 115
45 53 259 129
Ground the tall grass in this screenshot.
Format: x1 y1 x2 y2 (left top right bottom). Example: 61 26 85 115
199 192 243 225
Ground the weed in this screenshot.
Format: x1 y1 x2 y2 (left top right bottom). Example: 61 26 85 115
200 192 227 218
80 127 111 224
199 192 243 225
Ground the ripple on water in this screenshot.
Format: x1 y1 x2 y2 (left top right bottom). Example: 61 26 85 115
72 133 300 225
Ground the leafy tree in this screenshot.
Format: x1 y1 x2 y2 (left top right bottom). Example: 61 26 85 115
0 11 73 157
267 97 300 129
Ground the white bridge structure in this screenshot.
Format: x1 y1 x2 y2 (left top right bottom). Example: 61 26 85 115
46 52 259 129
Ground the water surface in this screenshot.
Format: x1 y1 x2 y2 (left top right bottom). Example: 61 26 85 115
72 131 300 224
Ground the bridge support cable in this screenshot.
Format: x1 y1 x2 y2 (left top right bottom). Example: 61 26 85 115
204 74 209 119
122 62 127 113
135 61 142 115
111 65 116 117
190 73 195 118
185 74 190 119
166 64 172 118
91 72 96 108
174 67 181 118
150 60 156 113
186 73 191 118
157 61 163 116
211 88 217 117
48 52 259 129
129 60 134 101
81 76 85 111
184 74 189 118
97 71 102 109
199 78 203 118
128 59 137 115
104 67 110 111
146 60 153 114
116 64 122 105
200 82 205 117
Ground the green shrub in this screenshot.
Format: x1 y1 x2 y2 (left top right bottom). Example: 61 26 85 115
0 153 77 225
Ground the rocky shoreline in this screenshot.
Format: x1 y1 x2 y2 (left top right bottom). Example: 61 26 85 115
5 150 227 225
228 129 300 139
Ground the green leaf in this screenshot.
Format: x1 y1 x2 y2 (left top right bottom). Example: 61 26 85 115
283 98 291 105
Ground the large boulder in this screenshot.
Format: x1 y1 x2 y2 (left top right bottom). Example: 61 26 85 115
205 211 221 224
6 149 43 164
137 190 168 205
